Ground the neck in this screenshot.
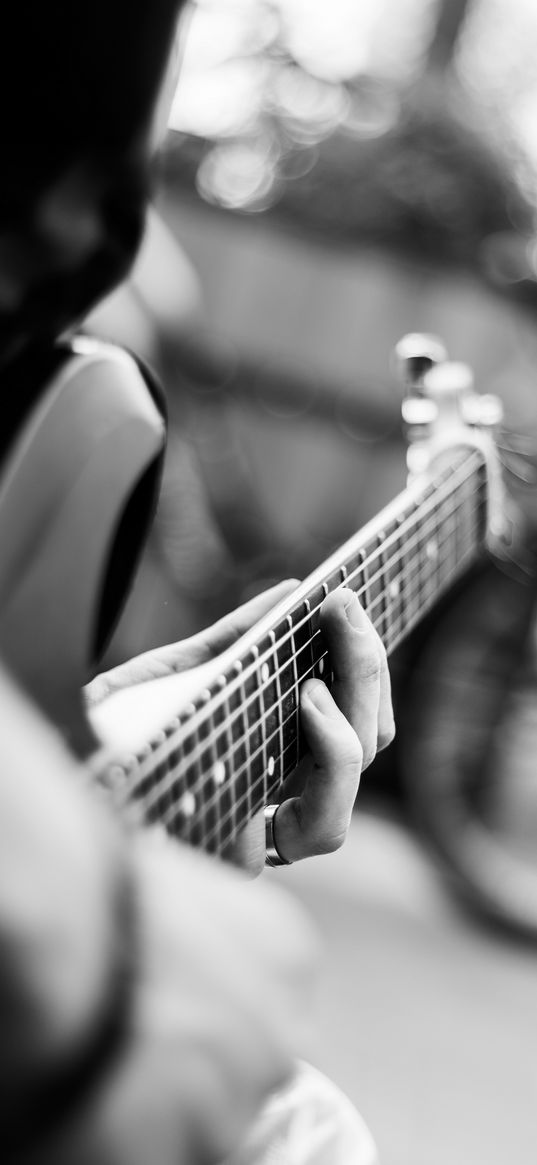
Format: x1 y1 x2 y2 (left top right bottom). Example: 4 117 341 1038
103 446 487 856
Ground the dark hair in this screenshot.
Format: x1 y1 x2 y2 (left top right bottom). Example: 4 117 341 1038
0 2 187 363
1 3 186 208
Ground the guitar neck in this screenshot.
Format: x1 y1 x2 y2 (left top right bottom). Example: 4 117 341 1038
103 446 488 856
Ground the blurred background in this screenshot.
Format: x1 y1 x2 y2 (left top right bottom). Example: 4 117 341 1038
87 2 537 1162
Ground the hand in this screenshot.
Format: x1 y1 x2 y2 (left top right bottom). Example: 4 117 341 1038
87 582 395 877
49 832 318 1165
234 587 395 874
85 581 302 704
0 664 317 1165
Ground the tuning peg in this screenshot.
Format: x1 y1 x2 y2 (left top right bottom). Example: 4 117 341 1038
417 361 474 436
393 333 448 395
461 393 504 429
423 361 473 398
401 397 439 427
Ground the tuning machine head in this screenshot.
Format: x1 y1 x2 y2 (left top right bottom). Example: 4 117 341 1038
395 333 503 440
395 333 448 444
460 393 504 430
424 363 504 433
393 335 513 560
393 332 448 397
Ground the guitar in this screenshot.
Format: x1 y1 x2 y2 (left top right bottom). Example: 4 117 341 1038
0 332 520 857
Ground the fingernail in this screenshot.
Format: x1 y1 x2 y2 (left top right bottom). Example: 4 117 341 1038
302 679 339 719
343 589 368 632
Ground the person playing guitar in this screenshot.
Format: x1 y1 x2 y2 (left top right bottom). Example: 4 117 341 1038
0 4 393 1162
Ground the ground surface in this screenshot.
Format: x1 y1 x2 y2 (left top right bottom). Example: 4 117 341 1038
268 810 537 1165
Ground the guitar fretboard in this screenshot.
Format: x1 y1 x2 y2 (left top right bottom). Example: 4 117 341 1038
102 447 488 855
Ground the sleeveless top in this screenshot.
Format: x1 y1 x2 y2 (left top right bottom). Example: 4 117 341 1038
0 2 183 662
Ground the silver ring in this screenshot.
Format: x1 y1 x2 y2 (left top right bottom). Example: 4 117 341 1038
264 804 292 867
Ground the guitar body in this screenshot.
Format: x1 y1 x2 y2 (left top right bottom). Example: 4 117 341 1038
0 339 166 754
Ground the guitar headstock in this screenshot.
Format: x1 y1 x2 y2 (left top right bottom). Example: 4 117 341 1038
394 333 533 574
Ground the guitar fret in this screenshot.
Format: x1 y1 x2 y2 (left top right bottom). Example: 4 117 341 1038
423 497 445 619
187 717 208 850
241 653 270 821
292 615 302 764
246 646 267 806
211 680 235 851
191 690 221 852
189 689 229 850
163 712 201 840
103 448 489 859
283 614 300 772
272 629 286 791
357 545 371 619
317 581 332 684
139 720 179 830
420 484 440 610
413 497 426 616
200 680 224 857
227 666 251 834
290 599 315 763
385 515 405 651
257 633 282 795
398 507 415 640
244 659 265 760
298 598 315 682
376 530 388 639
129 746 160 808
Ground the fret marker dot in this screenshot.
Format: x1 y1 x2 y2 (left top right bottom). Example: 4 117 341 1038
267 756 275 777
212 761 226 786
318 657 325 675
178 791 196 818
261 662 270 683
389 579 400 598
426 540 438 560
108 764 128 785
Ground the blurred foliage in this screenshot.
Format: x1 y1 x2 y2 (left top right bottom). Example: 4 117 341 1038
213 89 533 261
162 0 537 303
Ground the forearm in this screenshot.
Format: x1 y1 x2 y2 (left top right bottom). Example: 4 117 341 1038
0 665 133 1157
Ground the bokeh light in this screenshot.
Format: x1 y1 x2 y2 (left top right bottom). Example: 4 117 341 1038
169 0 537 220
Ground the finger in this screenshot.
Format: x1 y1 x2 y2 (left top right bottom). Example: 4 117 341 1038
194 579 300 659
377 648 396 751
271 679 363 861
226 811 266 878
320 588 390 769
118 579 301 679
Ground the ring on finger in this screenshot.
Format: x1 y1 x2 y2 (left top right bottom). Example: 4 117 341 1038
264 804 292 867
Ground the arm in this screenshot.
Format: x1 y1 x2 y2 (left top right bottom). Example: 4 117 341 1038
0 665 316 1165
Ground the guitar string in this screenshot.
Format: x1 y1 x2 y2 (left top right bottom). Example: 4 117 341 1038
168 536 480 852
123 453 484 800
100 458 481 825
128 461 484 806
139 507 481 834
130 501 471 823
144 535 478 854
128 475 484 833
163 524 472 824
138 506 468 815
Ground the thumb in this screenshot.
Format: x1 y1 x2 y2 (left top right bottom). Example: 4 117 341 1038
197 579 299 658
